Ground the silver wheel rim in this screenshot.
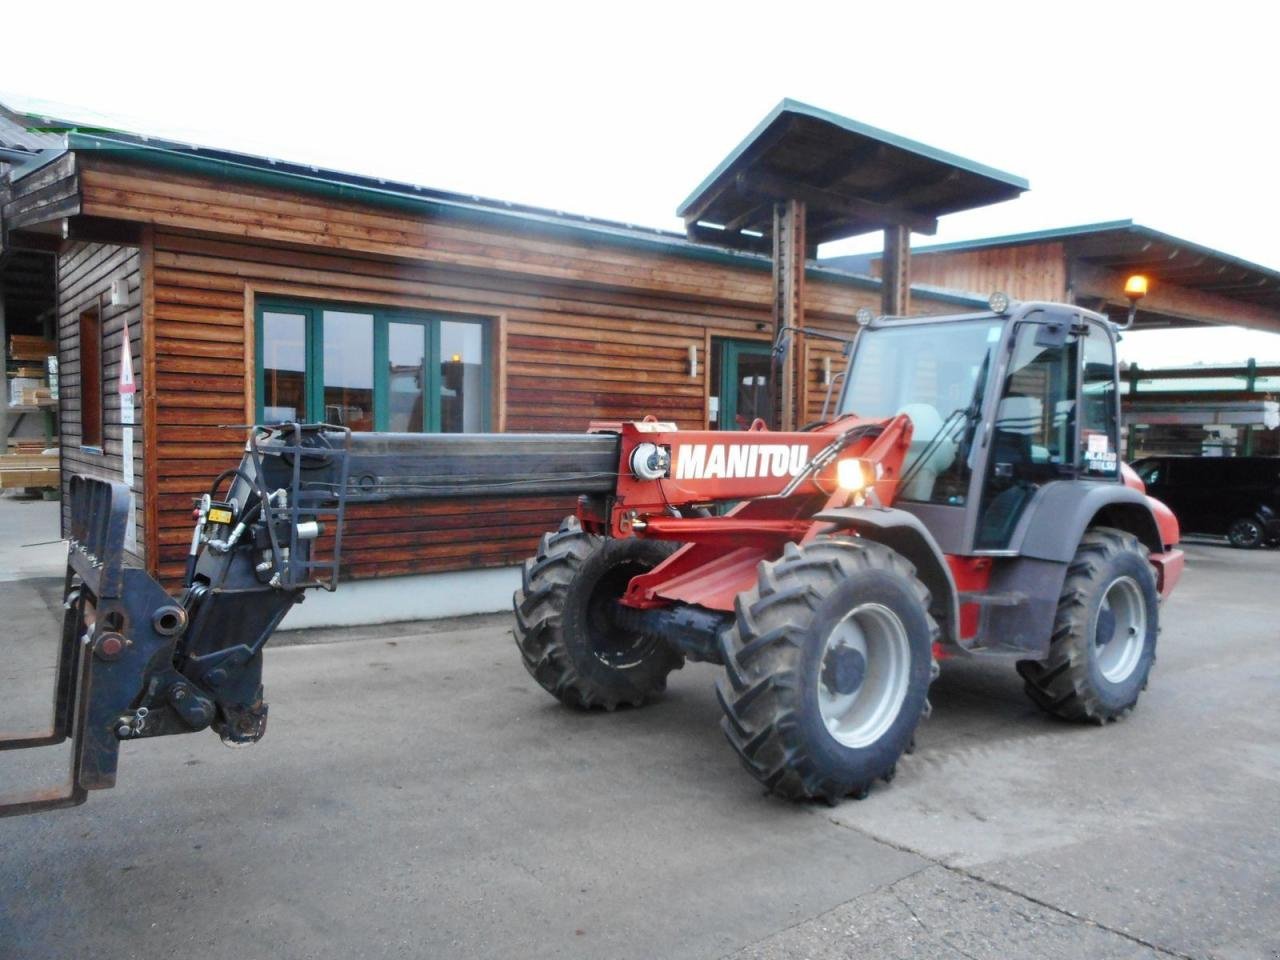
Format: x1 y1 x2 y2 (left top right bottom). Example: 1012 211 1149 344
1230 519 1260 545
817 603 911 749
1095 576 1146 683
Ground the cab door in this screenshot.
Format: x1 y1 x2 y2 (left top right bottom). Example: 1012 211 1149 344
973 316 1081 550
973 314 1126 551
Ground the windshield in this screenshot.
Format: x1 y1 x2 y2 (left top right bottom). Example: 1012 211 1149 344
839 318 1005 505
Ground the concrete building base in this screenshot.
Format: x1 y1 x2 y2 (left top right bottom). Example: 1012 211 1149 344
280 566 521 630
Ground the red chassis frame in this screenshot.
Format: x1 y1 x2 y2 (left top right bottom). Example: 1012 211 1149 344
578 418 1183 648
578 415 933 615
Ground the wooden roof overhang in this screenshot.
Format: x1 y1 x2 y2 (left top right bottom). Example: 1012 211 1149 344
676 99 1028 252
1065 223 1280 332
909 221 1280 332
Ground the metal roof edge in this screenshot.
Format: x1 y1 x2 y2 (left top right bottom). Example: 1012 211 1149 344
6 145 69 181
904 220 1138 256
676 98 1029 217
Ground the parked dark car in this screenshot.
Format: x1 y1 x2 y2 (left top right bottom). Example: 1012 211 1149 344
1132 455 1280 548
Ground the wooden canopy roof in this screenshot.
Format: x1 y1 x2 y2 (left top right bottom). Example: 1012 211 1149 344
907 221 1280 331
677 100 1028 252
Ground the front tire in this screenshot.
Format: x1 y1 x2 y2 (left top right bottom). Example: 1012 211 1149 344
716 538 938 803
1017 527 1158 723
514 517 683 710
1227 516 1264 549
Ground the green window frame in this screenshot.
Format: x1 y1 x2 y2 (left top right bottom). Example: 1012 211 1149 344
254 297 492 432
716 339 774 430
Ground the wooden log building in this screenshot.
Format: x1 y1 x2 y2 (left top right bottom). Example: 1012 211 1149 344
2 100 1277 623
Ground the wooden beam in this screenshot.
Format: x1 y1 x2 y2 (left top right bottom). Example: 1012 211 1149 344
0 230 62 254
881 225 910 316
1072 258 1280 332
807 142 887 189
683 221 772 255
736 170 938 236
869 166 962 205
773 199 805 431
64 215 143 247
722 202 770 233
141 225 161 575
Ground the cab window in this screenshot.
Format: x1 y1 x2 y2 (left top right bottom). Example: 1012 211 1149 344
1079 322 1119 478
975 319 1078 549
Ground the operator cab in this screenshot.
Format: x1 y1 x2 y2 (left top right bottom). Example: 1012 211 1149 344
837 300 1122 555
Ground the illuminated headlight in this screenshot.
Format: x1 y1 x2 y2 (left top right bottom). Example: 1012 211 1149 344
836 458 875 492
629 442 670 481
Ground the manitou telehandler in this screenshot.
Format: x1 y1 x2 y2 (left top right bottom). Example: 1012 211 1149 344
0 298 1183 815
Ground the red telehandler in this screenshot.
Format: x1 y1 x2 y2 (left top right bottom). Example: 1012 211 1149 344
0 299 1183 815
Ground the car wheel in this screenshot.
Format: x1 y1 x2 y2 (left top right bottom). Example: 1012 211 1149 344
1227 517 1264 549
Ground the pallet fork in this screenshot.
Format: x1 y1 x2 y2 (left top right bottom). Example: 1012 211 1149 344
0 476 178 816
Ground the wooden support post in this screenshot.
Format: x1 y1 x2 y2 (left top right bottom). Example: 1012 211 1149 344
0 281 7 449
772 198 805 431
881 224 910 316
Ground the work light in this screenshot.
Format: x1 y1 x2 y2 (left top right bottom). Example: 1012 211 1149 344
836 458 874 492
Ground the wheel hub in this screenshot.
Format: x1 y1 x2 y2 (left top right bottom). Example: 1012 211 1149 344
1095 576 1146 683
1095 606 1117 647
822 645 867 696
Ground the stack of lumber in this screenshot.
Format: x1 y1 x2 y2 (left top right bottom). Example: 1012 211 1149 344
0 452 59 490
19 385 52 406
8 335 56 362
7 439 54 455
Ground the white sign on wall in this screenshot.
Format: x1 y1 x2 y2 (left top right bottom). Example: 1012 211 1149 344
119 326 138 554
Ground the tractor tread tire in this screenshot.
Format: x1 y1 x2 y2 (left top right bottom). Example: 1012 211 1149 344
716 537 938 803
514 517 681 711
1017 527 1158 724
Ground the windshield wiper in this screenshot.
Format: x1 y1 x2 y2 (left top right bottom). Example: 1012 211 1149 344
897 349 994 494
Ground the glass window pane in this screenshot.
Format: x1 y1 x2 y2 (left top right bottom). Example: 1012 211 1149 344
1080 324 1119 477
323 310 374 431
388 322 427 432
440 320 484 433
262 310 307 422
975 321 1079 549
841 319 1004 505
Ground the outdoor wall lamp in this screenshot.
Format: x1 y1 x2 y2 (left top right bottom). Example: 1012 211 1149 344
1122 274 1149 329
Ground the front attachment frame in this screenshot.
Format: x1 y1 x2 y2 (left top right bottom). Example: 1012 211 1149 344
0 476 177 817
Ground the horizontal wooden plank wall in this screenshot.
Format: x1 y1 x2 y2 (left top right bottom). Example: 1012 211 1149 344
886 243 1068 302
3 153 80 232
57 241 145 565
76 155 960 585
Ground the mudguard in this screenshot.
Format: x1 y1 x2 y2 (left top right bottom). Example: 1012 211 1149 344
814 506 961 647
1010 481 1165 562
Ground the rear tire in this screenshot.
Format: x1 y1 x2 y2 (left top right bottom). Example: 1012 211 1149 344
716 538 938 803
1227 517 1264 549
514 517 682 710
1017 527 1158 723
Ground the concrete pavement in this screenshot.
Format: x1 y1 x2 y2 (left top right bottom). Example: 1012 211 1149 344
1 513 1277 959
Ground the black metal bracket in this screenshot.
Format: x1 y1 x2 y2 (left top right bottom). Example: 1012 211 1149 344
247 422 353 592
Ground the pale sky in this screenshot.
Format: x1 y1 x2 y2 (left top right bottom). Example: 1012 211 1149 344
5 0 1279 368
